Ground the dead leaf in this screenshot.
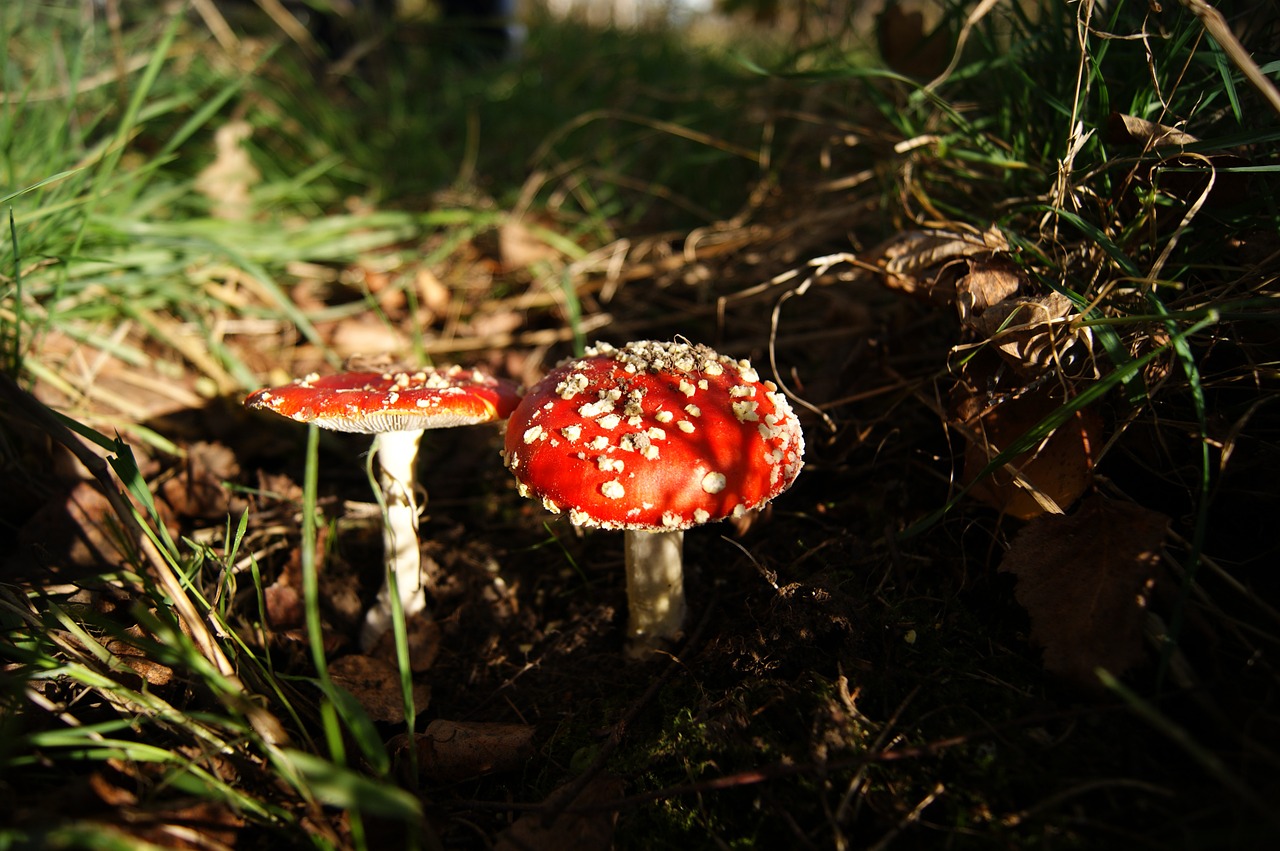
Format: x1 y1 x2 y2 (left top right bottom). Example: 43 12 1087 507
414 267 452 324
264 523 326 630
264 581 304 630
498 218 565 272
364 617 441 674
874 226 1009 303
194 120 260 220
953 377 1104 520
104 626 174 687
1108 112 1199 148
876 0 953 80
955 261 1025 327
970 291 1084 375
494 775 624 851
1000 495 1168 689
329 315 411 361
159 441 243 520
399 719 535 783
7 481 127 579
328 655 431 724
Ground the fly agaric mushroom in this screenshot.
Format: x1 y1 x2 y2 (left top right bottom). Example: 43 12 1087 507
503 340 805 657
245 365 521 650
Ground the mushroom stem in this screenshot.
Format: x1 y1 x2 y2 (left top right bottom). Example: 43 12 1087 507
623 529 687 657
360 428 426 651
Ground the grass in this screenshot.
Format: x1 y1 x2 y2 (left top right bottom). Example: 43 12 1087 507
3 0 1279 848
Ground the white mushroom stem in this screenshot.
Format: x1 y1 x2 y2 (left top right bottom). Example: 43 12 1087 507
624 529 687 658
360 428 426 651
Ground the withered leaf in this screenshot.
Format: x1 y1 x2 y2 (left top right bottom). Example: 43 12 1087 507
494 775 625 851
971 291 1082 374
1108 112 1199 148
364 617 441 674
401 719 535 783
876 0 953 81
1000 495 1169 689
104 632 174 687
498 217 565 272
328 655 431 724
159 441 242 520
874 226 1009 303
194 120 260 220
955 261 1025 326
953 377 1104 520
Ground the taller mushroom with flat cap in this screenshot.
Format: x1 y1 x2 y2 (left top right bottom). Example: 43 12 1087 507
245 365 521 650
504 340 805 657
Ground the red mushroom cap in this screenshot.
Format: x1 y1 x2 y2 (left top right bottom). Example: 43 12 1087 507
245 365 522 433
504 340 805 531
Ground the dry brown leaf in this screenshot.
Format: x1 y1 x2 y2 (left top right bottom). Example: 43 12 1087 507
159 441 243 520
328 315 411 361
364 616 441 674
264 580 304 630
955 260 1025 327
104 628 174 687
1108 111 1199 148
1000 495 1168 689
328 654 431 724
498 218 565 271
7 481 127 580
194 120 260 220
953 378 1103 520
264 522 326 630
494 775 625 851
874 226 1008 303
414 267 452 324
400 719 535 783
876 0 953 80
971 291 1082 374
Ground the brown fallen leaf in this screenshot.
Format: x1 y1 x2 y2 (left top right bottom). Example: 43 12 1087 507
328 314 412 361
952 374 1104 520
498 218 566 272
328 654 431 724
873 226 1009 304
876 0 953 81
264 523 327 631
194 119 260 221
1000 495 1168 689
970 290 1086 376
363 616 442 674
104 625 174 687
414 266 452 325
7 481 127 580
494 775 625 851
1108 111 1199 149
396 719 535 783
955 260 1025 327
159 441 243 520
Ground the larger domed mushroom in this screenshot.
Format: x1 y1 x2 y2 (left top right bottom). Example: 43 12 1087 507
245 365 522 650
503 340 805 657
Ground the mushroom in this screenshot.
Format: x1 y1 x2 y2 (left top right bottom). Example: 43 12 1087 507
245 365 522 650
503 340 805 657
